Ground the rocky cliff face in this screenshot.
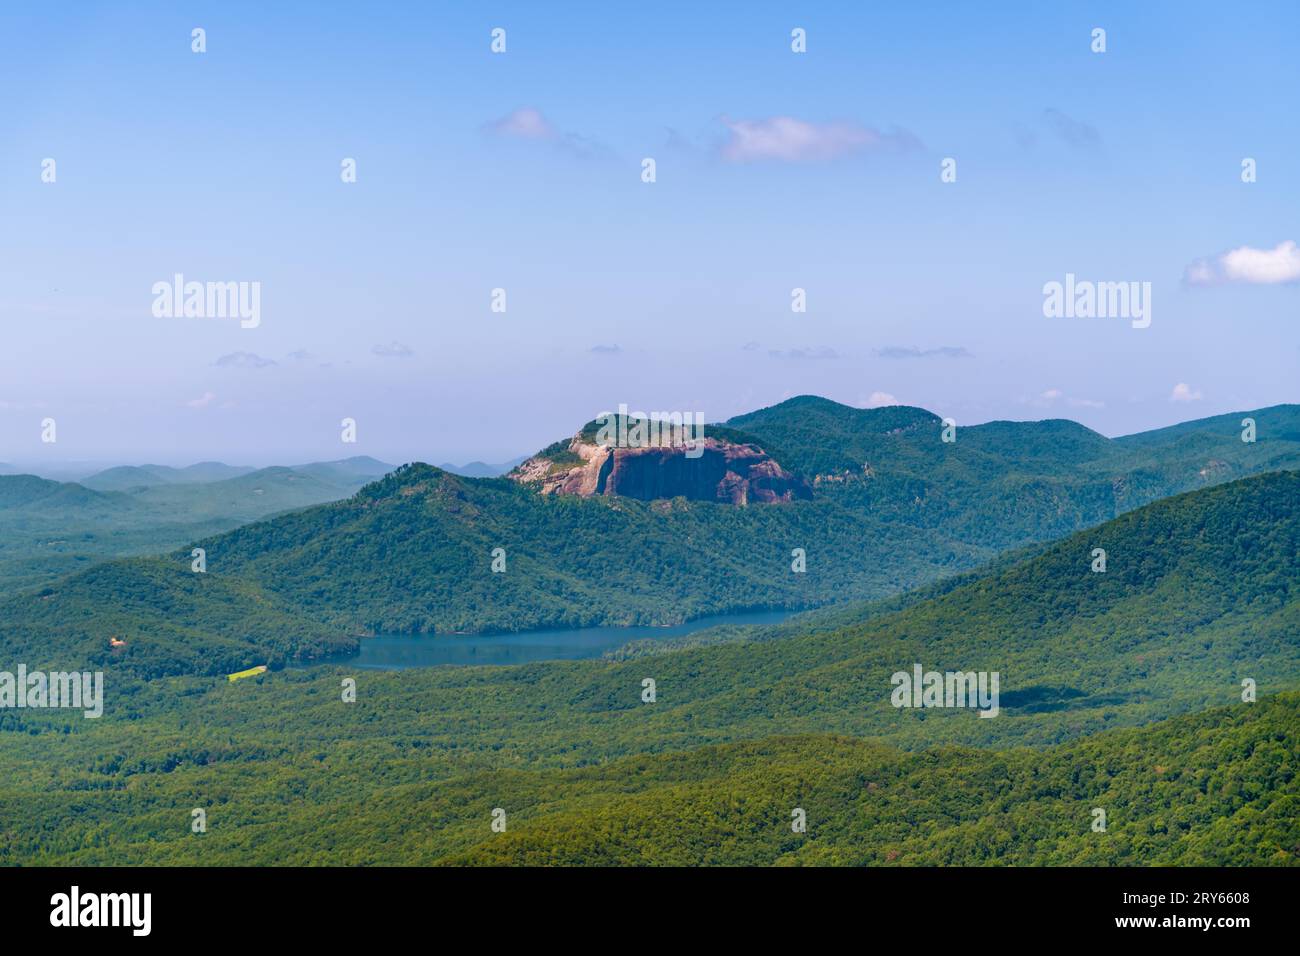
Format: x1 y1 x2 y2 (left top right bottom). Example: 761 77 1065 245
511 436 811 505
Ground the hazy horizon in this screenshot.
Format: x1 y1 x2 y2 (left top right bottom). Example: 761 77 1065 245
6 395 1296 473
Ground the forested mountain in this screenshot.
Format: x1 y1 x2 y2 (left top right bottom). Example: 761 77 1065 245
8 692 1296 865
0 457 393 596
2 469 1296 751
2 557 1294 865
1 469 1295 864
78 457 393 491
438 457 529 478
439 695 1299 867
1 401 1297 675
81 462 256 490
725 397 1300 548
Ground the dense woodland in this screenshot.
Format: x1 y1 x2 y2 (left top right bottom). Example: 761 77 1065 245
0 458 390 596
3 400 1298 681
1 684 1293 866
0 467 1296 865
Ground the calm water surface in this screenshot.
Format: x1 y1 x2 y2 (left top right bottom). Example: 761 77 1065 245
346 608 797 669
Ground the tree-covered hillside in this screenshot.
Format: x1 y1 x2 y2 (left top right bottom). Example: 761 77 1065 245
0 471 1295 865
173 399 1300 638
441 694 1300 867
5 401 1297 662
0 458 392 597
728 397 1300 548
2 683 1293 866
3 436 1296 684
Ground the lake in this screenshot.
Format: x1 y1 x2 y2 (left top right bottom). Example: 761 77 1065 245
345 608 798 669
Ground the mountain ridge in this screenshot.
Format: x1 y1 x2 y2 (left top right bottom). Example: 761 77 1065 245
2 399 1298 674
0 456 396 597
2 472 1296 863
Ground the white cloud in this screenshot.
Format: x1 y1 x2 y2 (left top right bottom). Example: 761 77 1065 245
1170 382 1203 403
875 345 972 360
485 108 608 159
186 391 217 408
1027 388 1103 410
1184 240 1300 286
768 347 840 360
372 341 414 358
862 391 899 408
719 116 919 163
487 107 556 140
1042 108 1100 149
215 351 276 369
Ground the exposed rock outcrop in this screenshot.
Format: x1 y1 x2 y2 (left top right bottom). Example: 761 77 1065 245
511 436 811 505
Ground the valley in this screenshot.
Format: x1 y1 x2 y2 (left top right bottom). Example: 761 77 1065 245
0 456 393 597
0 456 1296 865
3 398 1298 680
1 399 1297 866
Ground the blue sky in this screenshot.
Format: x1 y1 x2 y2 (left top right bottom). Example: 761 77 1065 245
1 1 1296 465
